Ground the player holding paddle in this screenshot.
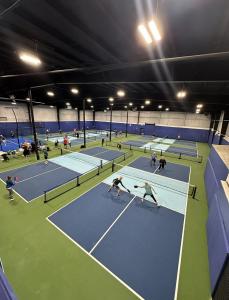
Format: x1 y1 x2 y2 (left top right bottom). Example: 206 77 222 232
134 182 160 206
5 176 18 200
108 176 130 196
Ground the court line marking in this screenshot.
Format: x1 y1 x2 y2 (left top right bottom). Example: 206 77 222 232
7 139 19 145
0 178 29 203
17 166 63 183
0 257 5 273
173 165 191 300
118 164 189 186
47 154 139 218
46 202 143 300
89 196 137 254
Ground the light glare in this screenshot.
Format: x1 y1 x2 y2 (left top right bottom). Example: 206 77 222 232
145 99 151 105
19 52 41 66
109 97 114 102
117 90 125 97
71 88 79 94
148 20 162 41
87 98 92 103
138 24 152 44
47 91 54 97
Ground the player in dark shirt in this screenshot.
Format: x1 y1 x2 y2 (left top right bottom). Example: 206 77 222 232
159 157 166 170
108 176 130 196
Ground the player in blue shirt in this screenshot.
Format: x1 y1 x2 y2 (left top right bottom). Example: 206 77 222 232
6 176 16 200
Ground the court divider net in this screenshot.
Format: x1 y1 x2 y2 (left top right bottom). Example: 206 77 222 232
111 162 197 199
43 149 133 203
106 141 203 163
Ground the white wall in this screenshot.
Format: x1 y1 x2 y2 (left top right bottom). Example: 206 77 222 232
34 105 58 122
59 108 77 121
79 110 93 121
0 102 29 122
95 110 211 129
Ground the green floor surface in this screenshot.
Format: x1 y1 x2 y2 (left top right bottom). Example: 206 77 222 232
0 135 211 300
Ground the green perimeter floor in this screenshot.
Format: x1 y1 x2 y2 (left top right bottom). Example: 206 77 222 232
0 134 211 300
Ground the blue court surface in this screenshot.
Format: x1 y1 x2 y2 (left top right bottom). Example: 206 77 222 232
129 156 190 182
48 159 190 300
166 146 197 157
0 148 125 202
0 137 32 152
81 146 126 161
123 140 197 157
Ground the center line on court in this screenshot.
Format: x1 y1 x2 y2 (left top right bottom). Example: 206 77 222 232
89 195 136 254
17 166 63 183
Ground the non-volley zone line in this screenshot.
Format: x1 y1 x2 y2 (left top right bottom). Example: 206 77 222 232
48 179 186 300
0 161 80 202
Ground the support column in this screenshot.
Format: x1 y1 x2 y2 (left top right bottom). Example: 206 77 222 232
57 107 61 131
28 89 40 160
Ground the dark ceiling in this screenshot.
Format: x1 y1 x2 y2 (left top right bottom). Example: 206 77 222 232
0 0 229 113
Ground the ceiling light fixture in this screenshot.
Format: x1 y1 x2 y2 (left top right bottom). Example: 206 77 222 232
138 24 153 44
47 91 54 97
158 105 162 109
117 90 125 97
129 102 133 106
165 108 169 111
87 98 92 103
71 88 79 94
177 90 187 99
109 97 114 102
148 20 161 41
141 105 144 109
145 99 151 105
19 52 41 66
196 104 203 108
49 105 54 108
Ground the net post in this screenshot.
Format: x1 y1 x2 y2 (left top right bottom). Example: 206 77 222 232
129 145 131 150
198 155 203 163
77 176 80 186
100 159 103 168
112 160 115 172
124 153 126 160
192 186 197 199
144 147 146 153
44 191 47 203
160 150 162 156
97 166 100 175
60 148 63 155
179 153 181 159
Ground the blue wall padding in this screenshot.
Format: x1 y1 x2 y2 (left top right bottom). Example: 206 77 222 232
207 190 229 293
208 130 214 145
95 122 209 142
212 134 221 145
0 268 18 300
221 137 229 145
1 121 210 142
205 145 229 295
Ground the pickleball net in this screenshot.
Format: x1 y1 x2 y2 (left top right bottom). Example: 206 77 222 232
106 141 203 163
43 149 133 203
111 163 197 198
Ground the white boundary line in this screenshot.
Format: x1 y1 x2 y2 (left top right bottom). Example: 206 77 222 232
0 257 5 273
17 166 63 183
118 164 189 186
0 178 29 203
173 165 191 300
0 159 42 174
46 214 144 300
48 154 138 218
89 196 137 254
